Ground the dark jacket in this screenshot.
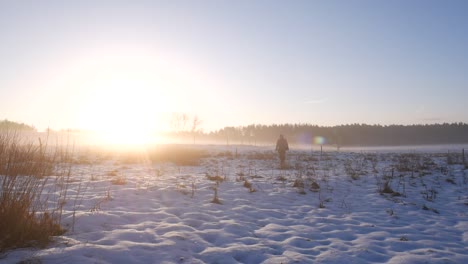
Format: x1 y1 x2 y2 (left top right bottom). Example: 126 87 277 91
276 136 289 152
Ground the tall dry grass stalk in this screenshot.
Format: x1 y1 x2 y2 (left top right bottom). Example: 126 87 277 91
0 130 73 251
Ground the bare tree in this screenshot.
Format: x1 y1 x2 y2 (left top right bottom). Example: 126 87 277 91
181 114 189 131
191 115 202 144
169 113 202 143
170 113 190 133
170 113 182 133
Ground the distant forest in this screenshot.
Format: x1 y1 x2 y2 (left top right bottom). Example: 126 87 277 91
176 123 468 147
2 119 468 147
0 119 36 131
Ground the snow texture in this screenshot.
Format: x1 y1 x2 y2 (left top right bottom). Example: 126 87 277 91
1 145 467 264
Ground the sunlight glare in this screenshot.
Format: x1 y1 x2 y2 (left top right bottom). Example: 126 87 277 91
92 105 157 146
68 47 208 146
79 73 167 146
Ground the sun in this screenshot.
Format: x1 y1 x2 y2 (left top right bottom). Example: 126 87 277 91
85 106 160 147
78 77 167 147
92 113 157 146
68 48 201 146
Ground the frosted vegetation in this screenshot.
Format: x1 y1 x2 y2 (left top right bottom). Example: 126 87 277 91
1 133 467 263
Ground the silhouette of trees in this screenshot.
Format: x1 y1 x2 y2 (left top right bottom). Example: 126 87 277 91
4 118 467 146
0 119 36 131
193 123 468 146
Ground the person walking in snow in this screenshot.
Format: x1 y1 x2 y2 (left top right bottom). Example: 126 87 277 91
275 134 289 168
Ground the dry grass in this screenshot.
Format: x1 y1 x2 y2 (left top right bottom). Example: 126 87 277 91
148 145 208 166
206 174 224 182
246 151 277 160
210 186 222 204
111 176 127 185
107 170 119 177
242 179 256 193
0 131 71 251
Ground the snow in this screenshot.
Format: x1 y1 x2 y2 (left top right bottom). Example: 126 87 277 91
1 145 467 263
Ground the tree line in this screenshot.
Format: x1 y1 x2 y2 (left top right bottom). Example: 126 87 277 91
171 123 468 147
3 118 468 147
0 119 36 131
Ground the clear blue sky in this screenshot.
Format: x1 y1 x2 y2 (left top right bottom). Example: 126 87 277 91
1 0 467 132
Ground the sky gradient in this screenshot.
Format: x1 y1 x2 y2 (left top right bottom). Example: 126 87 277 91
1 0 467 132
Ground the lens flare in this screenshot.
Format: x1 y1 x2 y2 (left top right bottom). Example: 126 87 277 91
314 136 326 145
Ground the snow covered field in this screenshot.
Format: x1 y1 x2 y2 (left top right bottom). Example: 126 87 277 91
2 145 468 264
